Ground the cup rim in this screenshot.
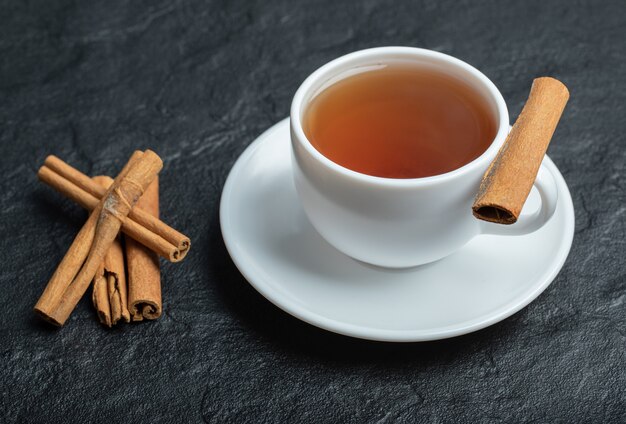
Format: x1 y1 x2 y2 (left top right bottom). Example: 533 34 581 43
290 46 510 187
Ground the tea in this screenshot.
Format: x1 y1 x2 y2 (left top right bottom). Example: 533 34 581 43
303 63 497 178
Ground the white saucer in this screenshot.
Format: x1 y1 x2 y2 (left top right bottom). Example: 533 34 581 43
220 118 575 342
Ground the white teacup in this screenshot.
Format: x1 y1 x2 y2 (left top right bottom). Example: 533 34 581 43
290 47 558 268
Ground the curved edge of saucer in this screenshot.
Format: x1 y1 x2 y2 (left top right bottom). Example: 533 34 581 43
220 118 576 342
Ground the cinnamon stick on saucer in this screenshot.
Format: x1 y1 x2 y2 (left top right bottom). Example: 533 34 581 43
126 178 162 321
472 77 569 224
91 176 130 327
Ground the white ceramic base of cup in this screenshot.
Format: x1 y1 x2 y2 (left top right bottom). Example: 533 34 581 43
220 118 575 342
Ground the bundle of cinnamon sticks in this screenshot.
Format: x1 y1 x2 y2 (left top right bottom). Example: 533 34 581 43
35 150 190 327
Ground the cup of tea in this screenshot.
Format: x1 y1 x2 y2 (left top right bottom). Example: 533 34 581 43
290 47 558 268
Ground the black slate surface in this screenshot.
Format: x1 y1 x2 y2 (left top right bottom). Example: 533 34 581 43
1 0 625 422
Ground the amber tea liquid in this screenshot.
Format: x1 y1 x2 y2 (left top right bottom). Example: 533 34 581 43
303 63 497 179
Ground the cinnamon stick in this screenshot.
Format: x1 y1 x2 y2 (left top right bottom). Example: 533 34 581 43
35 151 142 326
38 157 190 262
472 77 569 224
92 263 111 327
126 178 162 320
35 150 163 326
91 176 130 326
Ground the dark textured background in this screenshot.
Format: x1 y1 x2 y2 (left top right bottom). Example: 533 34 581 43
1 0 625 422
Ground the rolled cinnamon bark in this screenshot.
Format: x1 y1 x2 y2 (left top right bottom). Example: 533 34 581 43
35 150 162 326
91 176 130 326
92 262 111 327
35 151 142 325
126 178 162 321
472 77 569 224
38 157 190 262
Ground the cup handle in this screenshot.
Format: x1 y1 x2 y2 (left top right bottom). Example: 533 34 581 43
479 162 559 236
